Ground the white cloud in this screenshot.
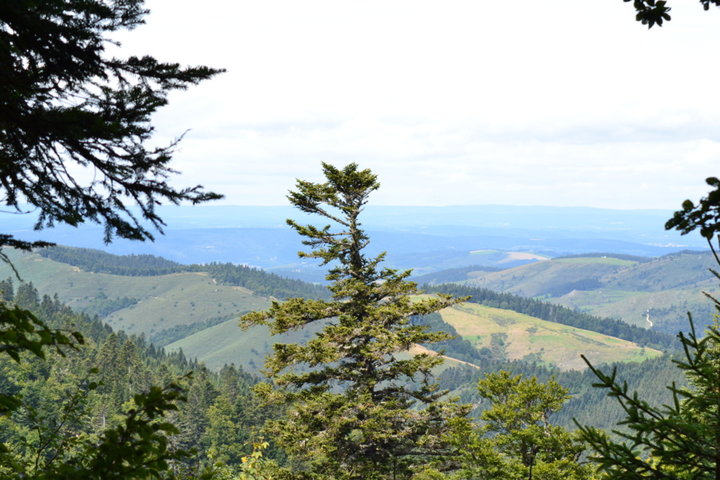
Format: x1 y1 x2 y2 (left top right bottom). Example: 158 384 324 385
114 0 720 209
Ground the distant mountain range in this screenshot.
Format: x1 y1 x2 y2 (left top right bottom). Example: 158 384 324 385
4 205 709 282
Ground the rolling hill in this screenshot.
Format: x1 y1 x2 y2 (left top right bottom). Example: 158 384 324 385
0 249 271 343
6 205 705 286
0 247 671 374
460 251 719 333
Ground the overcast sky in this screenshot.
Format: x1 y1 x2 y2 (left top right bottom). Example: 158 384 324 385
116 0 720 209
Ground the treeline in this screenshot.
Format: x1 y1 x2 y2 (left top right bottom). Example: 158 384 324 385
80 291 140 317
149 314 241 347
201 262 329 300
37 245 329 300
39 246 185 275
427 283 678 350
0 280 278 474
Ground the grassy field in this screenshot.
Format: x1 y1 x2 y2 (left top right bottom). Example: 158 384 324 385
440 303 661 370
166 318 331 372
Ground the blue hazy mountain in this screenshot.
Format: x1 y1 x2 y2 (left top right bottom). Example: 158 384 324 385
5 205 707 281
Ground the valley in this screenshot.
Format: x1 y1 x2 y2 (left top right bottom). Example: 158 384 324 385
0 246 680 375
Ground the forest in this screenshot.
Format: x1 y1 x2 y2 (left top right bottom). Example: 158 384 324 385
3 1 720 479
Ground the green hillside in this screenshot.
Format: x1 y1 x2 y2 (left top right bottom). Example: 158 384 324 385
37 245 330 300
0 249 270 341
439 303 661 371
466 256 627 297
553 256 639 266
463 252 718 333
602 251 717 291
166 319 325 372
557 287 715 330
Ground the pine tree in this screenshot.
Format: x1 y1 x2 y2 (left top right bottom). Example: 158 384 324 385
241 163 468 480
446 371 594 480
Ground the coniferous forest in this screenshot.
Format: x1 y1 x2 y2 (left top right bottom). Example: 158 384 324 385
3 1 720 479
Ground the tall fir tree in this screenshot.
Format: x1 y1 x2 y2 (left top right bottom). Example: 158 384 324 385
241 163 469 480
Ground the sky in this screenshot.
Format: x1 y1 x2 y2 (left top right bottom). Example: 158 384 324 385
114 0 720 209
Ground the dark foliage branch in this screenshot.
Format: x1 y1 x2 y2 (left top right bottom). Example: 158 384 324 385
576 316 720 479
0 303 83 365
666 177 720 264
625 0 720 28
0 0 224 251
